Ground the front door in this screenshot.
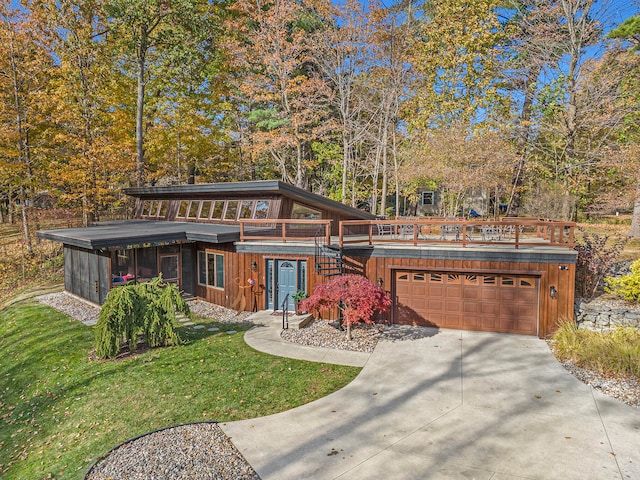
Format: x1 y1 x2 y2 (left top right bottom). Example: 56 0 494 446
276 260 297 311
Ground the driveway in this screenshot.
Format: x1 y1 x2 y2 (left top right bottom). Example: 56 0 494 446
221 327 640 479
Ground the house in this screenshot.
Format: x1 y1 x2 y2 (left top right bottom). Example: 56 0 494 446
37 180 577 338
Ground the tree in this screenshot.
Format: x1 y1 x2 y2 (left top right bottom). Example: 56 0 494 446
32 0 131 225
0 5 54 254
607 14 640 237
95 276 188 359
410 0 510 131
103 0 215 187
400 127 517 216
229 0 332 188
301 274 391 340
310 0 369 203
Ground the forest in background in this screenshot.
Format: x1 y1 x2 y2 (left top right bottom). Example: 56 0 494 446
1 0 640 257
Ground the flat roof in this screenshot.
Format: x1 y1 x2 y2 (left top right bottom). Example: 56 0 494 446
37 220 241 250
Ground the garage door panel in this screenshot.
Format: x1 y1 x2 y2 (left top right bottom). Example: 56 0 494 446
394 271 539 336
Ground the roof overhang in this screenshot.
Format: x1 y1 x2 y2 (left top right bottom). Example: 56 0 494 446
37 220 241 250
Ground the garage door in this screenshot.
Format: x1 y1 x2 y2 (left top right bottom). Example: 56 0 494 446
394 271 539 335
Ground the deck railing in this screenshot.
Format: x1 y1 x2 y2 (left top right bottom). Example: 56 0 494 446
239 219 332 244
339 218 575 249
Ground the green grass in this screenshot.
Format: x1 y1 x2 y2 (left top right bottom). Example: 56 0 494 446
551 320 640 378
0 301 360 479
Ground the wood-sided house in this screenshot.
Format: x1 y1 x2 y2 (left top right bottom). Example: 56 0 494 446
37 180 577 338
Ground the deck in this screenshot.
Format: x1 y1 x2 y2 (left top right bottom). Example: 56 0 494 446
239 218 575 250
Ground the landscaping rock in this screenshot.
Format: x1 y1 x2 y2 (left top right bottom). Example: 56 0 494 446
86 423 259 480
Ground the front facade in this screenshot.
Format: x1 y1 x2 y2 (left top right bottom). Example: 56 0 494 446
38 181 577 338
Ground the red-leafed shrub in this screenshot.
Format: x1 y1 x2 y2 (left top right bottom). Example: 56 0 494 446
301 274 391 340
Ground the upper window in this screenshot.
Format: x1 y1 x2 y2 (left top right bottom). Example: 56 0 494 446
188 201 200 219
291 203 321 220
239 200 254 219
421 191 434 206
199 201 213 219
255 200 270 219
224 201 239 220
177 200 189 218
211 201 224 219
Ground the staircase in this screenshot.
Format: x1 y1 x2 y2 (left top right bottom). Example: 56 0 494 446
314 231 343 278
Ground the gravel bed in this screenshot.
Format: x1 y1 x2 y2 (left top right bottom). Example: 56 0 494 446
187 299 253 324
281 319 382 353
37 292 100 326
558 358 640 408
86 423 260 480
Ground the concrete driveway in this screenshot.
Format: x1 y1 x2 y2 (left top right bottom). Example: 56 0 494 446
221 326 640 480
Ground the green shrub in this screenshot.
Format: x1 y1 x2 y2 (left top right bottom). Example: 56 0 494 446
95 276 188 359
551 320 640 377
605 259 640 302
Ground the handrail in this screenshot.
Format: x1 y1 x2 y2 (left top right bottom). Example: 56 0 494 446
339 218 575 249
281 293 290 330
239 219 332 243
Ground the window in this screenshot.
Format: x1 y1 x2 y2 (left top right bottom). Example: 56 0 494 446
501 276 515 286
199 201 212 219
224 201 238 220
158 201 167 218
420 191 434 206
211 201 224 219
188 201 200 219
177 201 189 218
144 200 156 216
255 200 270 219
413 273 426 282
291 203 321 219
239 200 254 219
198 251 224 288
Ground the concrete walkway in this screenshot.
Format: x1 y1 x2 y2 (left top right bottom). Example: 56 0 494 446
221 325 640 480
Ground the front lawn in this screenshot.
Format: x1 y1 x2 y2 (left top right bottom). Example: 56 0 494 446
0 301 360 479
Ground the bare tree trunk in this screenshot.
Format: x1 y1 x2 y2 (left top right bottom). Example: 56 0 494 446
506 66 540 216
136 28 148 187
19 187 32 256
629 169 640 238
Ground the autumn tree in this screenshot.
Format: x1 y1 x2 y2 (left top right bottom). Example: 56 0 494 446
309 0 370 203
301 274 391 341
31 0 132 225
229 0 332 188
103 0 216 187
400 127 517 216
411 0 510 131
607 14 640 237
0 5 54 254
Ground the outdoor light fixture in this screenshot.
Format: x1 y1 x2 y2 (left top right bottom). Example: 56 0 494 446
378 277 383 287
550 285 557 299
251 261 257 271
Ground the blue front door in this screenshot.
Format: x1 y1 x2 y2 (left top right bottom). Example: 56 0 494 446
276 260 297 311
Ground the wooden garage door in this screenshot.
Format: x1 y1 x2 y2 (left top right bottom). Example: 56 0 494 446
394 271 539 335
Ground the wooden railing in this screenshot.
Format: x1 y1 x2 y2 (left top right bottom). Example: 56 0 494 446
239 219 332 244
338 218 575 249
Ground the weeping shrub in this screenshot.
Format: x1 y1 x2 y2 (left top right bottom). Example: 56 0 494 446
95 276 189 359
